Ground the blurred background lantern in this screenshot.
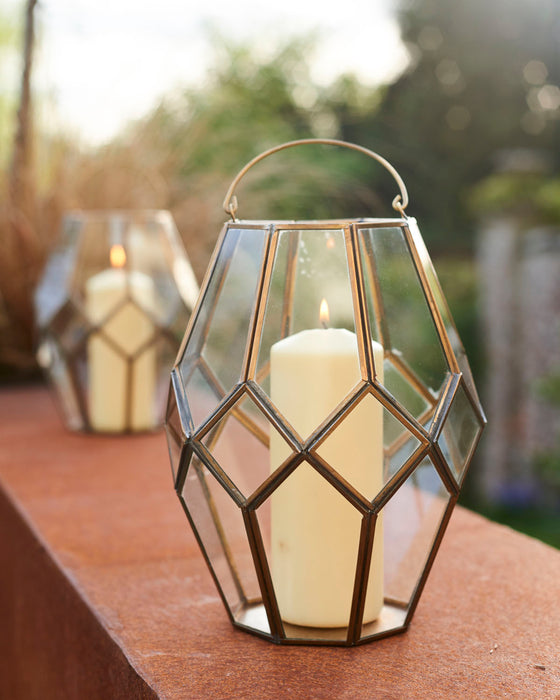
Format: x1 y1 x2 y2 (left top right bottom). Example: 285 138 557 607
35 209 199 433
165 140 486 645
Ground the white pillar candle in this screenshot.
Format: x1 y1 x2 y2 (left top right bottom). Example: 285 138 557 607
270 317 384 628
86 245 157 432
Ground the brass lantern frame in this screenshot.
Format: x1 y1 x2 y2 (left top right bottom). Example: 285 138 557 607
166 140 486 646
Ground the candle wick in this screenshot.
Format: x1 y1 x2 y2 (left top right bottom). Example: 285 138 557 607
321 319 329 330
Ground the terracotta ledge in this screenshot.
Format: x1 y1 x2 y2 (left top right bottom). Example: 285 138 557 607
0 386 559 699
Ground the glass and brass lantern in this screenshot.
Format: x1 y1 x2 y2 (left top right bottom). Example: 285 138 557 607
35 210 199 433
165 140 486 646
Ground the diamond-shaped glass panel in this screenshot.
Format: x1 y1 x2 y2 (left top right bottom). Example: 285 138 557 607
254 228 360 402
376 455 451 612
438 383 482 483
202 394 293 499
358 226 450 398
266 460 363 630
269 331 362 443
98 302 155 356
179 226 266 398
315 392 422 501
181 451 262 612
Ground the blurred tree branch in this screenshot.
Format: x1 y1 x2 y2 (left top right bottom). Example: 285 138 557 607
0 0 42 379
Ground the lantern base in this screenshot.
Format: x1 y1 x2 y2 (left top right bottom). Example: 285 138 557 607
233 601 409 646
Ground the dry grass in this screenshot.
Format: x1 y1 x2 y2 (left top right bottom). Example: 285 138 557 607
0 129 229 381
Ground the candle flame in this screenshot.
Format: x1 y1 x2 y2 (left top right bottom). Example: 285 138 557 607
319 298 330 328
326 236 335 250
110 244 126 268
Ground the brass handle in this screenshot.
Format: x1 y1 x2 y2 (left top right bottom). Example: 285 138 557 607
222 138 409 220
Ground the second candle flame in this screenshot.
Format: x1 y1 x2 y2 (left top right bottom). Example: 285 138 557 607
319 298 330 329
110 244 127 269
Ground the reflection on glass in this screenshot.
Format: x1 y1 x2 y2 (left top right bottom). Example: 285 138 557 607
438 383 482 482
358 226 450 398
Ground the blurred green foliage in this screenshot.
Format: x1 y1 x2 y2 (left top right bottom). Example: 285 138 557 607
341 0 560 251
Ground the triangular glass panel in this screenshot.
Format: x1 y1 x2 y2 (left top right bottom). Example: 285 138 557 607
182 363 223 432
357 225 450 399
165 382 184 441
382 357 436 428
437 382 483 484
315 392 423 502
165 426 183 484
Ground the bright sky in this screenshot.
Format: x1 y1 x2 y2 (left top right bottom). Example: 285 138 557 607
10 0 409 145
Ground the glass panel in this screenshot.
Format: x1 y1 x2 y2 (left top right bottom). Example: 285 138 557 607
126 212 197 327
154 336 181 426
201 395 290 499
37 334 85 431
383 357 434 426
183 364 222 432
166 386 183 439
438 383 483 483
379 455 450 610
130 342 158 430
48 301 91 355
315 393 421 501
70 217 115 302
255 228 358 397
253 228 361 440
100 301 155 356
268 460 363 630
165 426 183 483
358 226 450 399
179 227 266 398
34 216 80 326
87 335 128 431
180 453 244 613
